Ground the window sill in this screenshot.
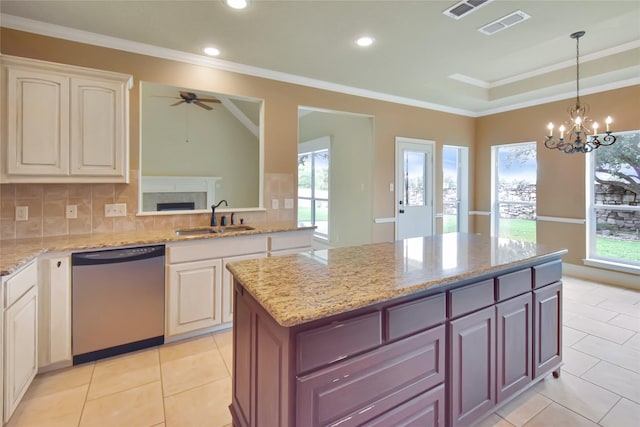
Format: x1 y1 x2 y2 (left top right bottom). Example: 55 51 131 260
583 258 640 275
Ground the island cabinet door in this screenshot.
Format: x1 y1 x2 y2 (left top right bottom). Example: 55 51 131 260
496 293 533 403
533 281 563 379
296 325 445 427
448 306 496 427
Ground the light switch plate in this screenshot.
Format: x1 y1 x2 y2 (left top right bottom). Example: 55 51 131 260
284 198 294 209
15 206 28 221
271 199 279 210
104 203 127 217
66 204 78 219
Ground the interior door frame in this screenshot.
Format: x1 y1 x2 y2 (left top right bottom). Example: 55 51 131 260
394 136 436 240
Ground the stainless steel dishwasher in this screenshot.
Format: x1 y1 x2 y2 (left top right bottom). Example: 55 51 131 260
71 245 165 364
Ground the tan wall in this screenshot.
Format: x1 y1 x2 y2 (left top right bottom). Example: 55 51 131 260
475 86 640 273
0 28 474 241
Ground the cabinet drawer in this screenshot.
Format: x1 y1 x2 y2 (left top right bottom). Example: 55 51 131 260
367 384 444 427
448 279 495 318
167 235 267 263
268 231 312 252
385 293 445 341
496 268 532 301
297 311 382 374
5 260 38 308
533 260 562 288
297 326 445 427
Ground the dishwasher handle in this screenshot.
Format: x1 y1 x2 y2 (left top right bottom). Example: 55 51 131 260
72 245 165 266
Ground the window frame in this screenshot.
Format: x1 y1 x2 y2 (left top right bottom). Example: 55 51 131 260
442 145 469 233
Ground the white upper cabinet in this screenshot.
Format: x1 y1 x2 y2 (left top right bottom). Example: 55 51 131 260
2 55 132 183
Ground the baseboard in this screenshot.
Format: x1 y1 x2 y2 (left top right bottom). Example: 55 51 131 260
563 262 640 290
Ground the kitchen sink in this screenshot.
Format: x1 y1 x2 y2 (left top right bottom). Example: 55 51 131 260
175 227 218 236
175 225 255 236
218 225 255 232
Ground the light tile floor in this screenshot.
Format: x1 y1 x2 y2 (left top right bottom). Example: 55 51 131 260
5 276 640 427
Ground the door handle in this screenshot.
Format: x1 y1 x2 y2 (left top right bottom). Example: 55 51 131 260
399 209 405 214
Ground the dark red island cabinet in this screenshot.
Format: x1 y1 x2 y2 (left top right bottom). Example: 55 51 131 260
230 258 563 427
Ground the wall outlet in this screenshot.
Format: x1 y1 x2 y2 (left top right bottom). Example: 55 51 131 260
284 198 294 209
66 204 78 219
271 199 279 210
15 206 28 221
104 203 126 217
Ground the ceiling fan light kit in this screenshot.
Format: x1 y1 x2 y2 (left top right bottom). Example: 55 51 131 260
544 31 617 154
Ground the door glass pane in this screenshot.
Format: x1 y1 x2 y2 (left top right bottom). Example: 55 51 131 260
404 150 425 206
298 153 312 199
443 147 459 233
315 199 328 236
298 198 312 226
313 150 329 195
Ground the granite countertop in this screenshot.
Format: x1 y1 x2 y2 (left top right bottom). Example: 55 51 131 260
0 222 313 276
226 233 567 327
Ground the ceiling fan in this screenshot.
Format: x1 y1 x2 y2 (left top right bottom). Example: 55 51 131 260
171 91 221 110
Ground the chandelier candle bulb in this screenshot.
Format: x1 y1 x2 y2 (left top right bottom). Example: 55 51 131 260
593 122 599 133
559 125 565 139
547 123 554 137
606 116 612 132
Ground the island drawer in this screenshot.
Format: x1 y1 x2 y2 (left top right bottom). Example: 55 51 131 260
296 311 382 374
385 293 445 341
532 260 562 288
496 268 532 301
366 384 444 427
296 326 445 427
448 279 495 318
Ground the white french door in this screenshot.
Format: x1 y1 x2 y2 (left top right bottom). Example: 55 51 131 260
395 137 435 240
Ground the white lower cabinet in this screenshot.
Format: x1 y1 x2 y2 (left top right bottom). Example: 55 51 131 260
222 253 267 324
38 255 72 370
167 259 223 337
3 261 38 422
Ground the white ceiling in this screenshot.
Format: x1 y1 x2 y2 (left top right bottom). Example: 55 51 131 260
1 0 639 117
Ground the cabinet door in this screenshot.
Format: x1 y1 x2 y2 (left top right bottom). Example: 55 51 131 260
449 306 495 427
4 287 38 421
222 253 266 324
496 293 532 403
6 68 69 176
167 259 222 337
533 281 562 379
70 77 127 178
38 256 72 368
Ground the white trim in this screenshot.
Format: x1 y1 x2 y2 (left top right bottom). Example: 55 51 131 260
374 217 396 224
0 13 476 118
4 13 636 118
470 211 491 216
451 40 640 89
564 262 640 290
536 216 586 224
435 213 444 218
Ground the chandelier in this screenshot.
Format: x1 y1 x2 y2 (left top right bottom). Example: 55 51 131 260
544 31 617 154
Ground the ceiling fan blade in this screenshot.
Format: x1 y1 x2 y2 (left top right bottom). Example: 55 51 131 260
197 98 221 103
170 101 184 106
194 101 213 110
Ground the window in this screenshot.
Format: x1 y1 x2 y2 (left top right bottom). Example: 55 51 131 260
442 145 469 233
587 130 640 271
298 137 330 239
491 142 537 242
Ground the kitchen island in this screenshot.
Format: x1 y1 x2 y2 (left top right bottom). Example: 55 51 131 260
226 233 567 427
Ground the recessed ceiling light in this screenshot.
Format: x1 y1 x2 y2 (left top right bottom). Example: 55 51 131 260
203 47 220 56
355 36 375 47
225 0 248 10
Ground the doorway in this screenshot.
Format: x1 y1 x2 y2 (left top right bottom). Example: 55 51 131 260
395 137 435 240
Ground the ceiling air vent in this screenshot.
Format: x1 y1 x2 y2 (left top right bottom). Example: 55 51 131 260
478 10 531 35
443 0 493 20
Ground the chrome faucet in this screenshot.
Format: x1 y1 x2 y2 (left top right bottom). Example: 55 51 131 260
210 200 228 226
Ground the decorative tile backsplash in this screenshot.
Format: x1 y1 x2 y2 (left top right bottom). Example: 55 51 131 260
0 172 295 240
